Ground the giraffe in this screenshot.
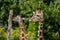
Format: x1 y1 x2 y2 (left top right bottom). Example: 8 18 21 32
13 15 27 40
7 10 13 40
29 8 44 40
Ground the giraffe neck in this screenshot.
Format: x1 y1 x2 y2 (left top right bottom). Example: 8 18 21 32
18 21 27 40
38 22 44 40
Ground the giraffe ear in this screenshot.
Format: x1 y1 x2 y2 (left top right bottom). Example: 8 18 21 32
33 11 35 15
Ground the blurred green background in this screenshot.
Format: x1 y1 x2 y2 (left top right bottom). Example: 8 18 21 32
0 0 60 40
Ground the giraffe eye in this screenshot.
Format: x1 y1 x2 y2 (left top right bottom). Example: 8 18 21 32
36 15 40 17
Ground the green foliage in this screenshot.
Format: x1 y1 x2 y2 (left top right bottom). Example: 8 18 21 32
27 31 36 40
0 27 7 40
11 27 20 40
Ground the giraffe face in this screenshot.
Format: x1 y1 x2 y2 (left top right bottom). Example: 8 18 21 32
13 15 22 22
29 9 43 22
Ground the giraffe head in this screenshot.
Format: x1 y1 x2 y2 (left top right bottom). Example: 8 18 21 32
9 10 13 15
13 15 22 23
29 8 43 22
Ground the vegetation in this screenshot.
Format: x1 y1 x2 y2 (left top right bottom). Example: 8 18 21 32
0 0 60 40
